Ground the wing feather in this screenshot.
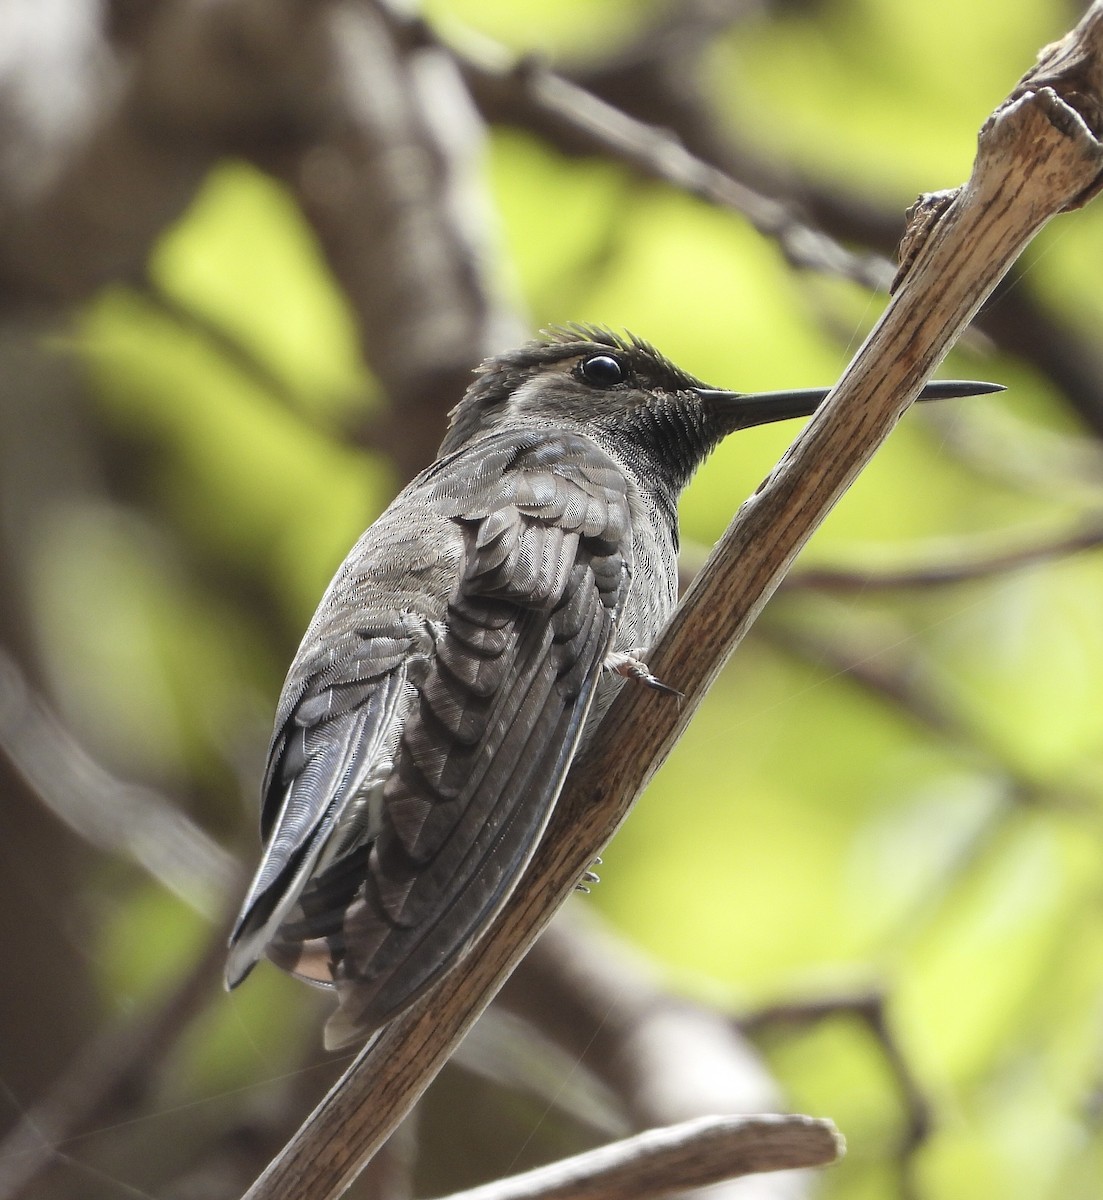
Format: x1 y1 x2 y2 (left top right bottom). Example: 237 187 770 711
225 626 419 987
325 440 632 1044
226 429 635 1046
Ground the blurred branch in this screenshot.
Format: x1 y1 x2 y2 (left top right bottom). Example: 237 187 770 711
0 0 521 478
741 991 932 1160
783 513 1103 591
241 11 1103 1197
431 1114 842 1200
133 273 407 458
500 910 781 1123
970 277 1103 441
759 617 969 745
261 0 523 478
0 0 210 304
498 909 794 1200
764 614 1103 824
684 511 1103 597
381 4 893 291
761 615 1103 970
154 1051 398 1200
0 646 236 914
564 0 893 246
135 274 333 422
920 401 1103 498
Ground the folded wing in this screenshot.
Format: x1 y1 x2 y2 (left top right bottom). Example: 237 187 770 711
227 431 634 1048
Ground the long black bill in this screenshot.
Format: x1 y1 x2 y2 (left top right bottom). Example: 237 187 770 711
701 378 1004 431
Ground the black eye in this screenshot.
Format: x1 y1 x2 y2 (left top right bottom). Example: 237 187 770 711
579 354 625 387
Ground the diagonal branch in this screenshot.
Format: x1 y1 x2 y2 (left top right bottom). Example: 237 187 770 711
241 7 1103 1198
0 646 236 914
381 3 890 290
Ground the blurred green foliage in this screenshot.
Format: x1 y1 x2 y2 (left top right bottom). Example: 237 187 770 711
21 1 1101 1197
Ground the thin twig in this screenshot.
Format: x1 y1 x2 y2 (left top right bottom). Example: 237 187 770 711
498 909 783 1128
431 1114 842 1200
0 647 236 914
783 514 1103 591
381 4 892 291
741 991 931 1156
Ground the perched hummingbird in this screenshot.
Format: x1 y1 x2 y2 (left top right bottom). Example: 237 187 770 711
226 326 1000 1048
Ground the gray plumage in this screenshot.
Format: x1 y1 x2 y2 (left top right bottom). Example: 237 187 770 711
226 326 1001 1048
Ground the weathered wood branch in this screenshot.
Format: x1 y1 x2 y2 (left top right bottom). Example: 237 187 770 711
241 5 1103 1198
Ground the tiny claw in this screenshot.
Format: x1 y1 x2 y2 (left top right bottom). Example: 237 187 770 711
574 858 602 893
606 649 682 698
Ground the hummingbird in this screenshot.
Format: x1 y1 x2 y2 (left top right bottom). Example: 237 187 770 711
225 326 1000 1048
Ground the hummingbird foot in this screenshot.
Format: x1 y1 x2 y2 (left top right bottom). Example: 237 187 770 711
605 650 682 697
575 856 603 893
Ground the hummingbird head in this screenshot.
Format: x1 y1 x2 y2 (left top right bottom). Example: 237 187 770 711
439 325 1002 490
439 326 771 480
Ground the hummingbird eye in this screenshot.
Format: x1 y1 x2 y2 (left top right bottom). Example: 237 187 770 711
579 354 625 387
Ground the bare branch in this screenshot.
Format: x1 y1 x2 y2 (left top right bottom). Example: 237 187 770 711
783 514 1103 591
239 8 1103 1198
0 646 236 913
430 1114 842 1200
741 991 932 1158
498 909 780 1122
498 910 791 1200
266 0 524 478
381 5 892 291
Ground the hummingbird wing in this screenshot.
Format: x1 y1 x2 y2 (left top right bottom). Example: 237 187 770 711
224 614 430 990
228 431 634 1048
